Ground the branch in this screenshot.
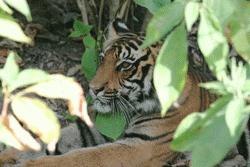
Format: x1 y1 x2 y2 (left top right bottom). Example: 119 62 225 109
98 0 105 34
108 0 121 20
76 0 89 24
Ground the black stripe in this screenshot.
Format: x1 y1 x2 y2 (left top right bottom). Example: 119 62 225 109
127 64 152 88
135 38 143 45
123 83 134 90
124 45 131 56
128 41 139 51
127 78 143 88
141 64 152 80
133 113 178 125
76 118 98 147
123 131 172 141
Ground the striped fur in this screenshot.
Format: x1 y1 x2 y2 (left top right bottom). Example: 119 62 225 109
22 24 217 167
23 71 215 167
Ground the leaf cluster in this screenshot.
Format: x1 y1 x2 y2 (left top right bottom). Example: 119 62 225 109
134 0 250 166
70 20 98 81
0 0 31 43
0 52 92 152
70 20 126 140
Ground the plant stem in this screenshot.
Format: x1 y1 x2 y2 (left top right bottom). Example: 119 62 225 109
1 92 10 118
76 0 89 24
98 0 105 34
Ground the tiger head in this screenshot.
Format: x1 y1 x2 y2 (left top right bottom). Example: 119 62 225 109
89 20 161 117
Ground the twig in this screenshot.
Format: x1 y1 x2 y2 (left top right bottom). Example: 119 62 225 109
1 89 10 119
109 0 121 19
98 0 105 34
76 0 89 24
88 0 97 12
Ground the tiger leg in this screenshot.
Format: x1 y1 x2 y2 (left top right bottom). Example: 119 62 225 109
22 72 204 167
0 121 106 166
22 137 177 167
22 110 196 167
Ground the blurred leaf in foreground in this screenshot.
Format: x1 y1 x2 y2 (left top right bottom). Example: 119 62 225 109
11 97 60 144
142 1 185 47
154 22 187 115
0 10 31 43
5 115 41 151
24 74 93 126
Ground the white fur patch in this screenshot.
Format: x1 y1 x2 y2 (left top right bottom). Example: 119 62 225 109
93 100 112 113
135 99 160 113
118 22 129 30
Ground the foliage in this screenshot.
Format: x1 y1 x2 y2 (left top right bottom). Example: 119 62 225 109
154 22 187 115
0 52 92 151
70 20 126 140
134 0 250 166
0 2 92 152
0 0 31 43
70 20 98 81
95 112 126 140
134 0 171 14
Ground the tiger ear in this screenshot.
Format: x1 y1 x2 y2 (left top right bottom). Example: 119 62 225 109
103 19 129 48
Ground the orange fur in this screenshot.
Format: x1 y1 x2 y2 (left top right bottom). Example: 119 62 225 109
0 33 215 167
20 72 213 167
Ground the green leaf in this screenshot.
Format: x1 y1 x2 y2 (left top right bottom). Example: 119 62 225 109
83 35 96 48
200 81 227 95
69 31 83 38
86 95 94 104
95 112 126 140
63 113 78 122
134 0 171 14
229 2 250 63
81 48 98 81
6 115 41 151
225 98 246 136
198 7 228 77
185 1 200 31
142 1 185 47
4 0 32 21
172 112 204 148
0 120 24 150
9 69 50 92
11 97 60 144
24 74 80 99
0 12 31 43
172 95 247 167
171 96 232 152
153 22 187 115
0 1 13 14
0 52 19 86
82 34 97 81
23 74 92 126
70 20 92 37
203 0 236 27
192 100 247 167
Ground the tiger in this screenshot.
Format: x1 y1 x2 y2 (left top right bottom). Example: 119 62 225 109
18 19 219 167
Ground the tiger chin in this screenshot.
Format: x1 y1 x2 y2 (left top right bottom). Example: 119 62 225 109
1 20 218 167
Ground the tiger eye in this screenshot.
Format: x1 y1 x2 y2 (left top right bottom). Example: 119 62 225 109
116 62 132 71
